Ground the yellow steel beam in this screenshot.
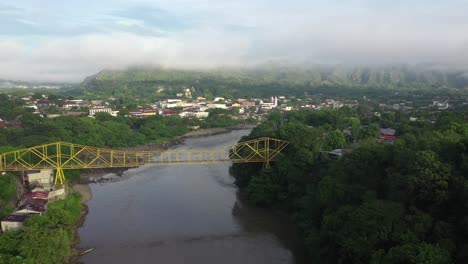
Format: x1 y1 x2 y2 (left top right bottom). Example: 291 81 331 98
0 137 288 184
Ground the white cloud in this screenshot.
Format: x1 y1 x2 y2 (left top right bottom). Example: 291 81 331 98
0 30 251 82
0 0 468 81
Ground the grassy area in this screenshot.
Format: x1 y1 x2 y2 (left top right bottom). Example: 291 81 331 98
48 192 83 222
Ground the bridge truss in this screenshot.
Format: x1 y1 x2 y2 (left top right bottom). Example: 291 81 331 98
0 137 288 184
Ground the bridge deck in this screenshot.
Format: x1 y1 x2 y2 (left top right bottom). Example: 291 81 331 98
0 137 288 184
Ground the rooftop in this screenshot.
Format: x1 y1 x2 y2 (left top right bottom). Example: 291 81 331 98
2 214 30 222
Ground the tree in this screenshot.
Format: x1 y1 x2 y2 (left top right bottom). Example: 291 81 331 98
19 227 70 264
247 171 278 206
409 151 450 205
327 130 346 149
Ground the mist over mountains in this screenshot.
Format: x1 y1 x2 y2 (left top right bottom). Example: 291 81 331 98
84 64 468 89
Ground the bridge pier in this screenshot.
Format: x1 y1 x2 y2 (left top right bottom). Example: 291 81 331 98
54 168 66 185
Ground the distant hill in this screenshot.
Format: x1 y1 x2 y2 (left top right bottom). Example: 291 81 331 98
79 65 468 99
0 79 72 90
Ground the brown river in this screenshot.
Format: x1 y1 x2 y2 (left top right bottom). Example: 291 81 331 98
78 130 306 264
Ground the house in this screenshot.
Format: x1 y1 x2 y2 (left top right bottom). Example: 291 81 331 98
14 200 47 215
380 128 396 136
89 106 117 117
195 112 209 119
1 214 31 232
380 128 397 143
62 100 83 109
36 99 51 107
162 110 180 116
129 111 143 117
19 192 49 206
139 108 157 116
240 101 256 108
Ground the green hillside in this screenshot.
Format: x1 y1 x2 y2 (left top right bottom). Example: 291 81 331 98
78 65 468 100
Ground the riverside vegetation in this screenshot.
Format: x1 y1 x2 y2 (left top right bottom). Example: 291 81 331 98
232 107 468 263
0 193 83 264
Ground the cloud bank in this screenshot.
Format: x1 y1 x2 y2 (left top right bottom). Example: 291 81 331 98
0 0 467 82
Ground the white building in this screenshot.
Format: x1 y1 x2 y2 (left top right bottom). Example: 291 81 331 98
195 112 209 119
1 215 30 232
89 107 118 117
260 97 278 110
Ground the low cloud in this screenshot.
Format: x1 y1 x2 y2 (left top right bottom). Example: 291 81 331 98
0 0 467 82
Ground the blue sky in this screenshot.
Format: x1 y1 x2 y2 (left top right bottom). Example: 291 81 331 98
0 0 467 81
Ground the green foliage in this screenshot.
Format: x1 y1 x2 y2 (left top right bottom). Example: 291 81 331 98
0 204 15 219
64 169 81 181
80 66 468 101
20 227 70 264
409 151 450 205
326 130 346 149
0 173 17 205
232 107 468 263
0 193 83 263
247 171 278 206
48 192 83 222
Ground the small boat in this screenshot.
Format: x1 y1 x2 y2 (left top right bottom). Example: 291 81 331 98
80 248 94 256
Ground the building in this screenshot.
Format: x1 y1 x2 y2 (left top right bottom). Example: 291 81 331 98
19 191 49 206
14 200 47 215
380 128 397 144
1 214 30 232
195 112 209 119
62 100 84 109
260 97 278 110
89 106 118 117
161 110 180 116
380 128 396 136
139 108 157 116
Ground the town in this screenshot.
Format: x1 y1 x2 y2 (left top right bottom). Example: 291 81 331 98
1 88 465 130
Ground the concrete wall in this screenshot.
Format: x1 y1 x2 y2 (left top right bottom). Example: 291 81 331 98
27 169 53 185
1 221 24 232
48 188 66 201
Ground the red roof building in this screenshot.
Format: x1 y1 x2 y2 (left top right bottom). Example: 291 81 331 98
162 110 180 116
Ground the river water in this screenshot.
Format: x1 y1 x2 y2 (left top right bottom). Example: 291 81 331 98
78 130 305 264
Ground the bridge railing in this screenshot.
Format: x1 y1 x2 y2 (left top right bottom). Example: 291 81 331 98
0 137 288 184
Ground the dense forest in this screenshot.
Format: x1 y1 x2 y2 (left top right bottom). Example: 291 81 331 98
232 107 468 263
77 65 468 100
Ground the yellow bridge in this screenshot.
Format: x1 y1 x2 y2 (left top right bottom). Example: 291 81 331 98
0 137 288 185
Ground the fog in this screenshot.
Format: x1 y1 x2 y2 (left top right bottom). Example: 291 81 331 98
0 0 467 82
